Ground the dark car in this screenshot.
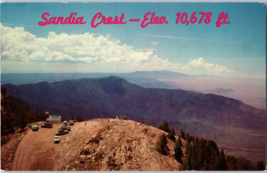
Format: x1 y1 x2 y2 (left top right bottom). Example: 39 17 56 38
41 122 53 128
55 130 69 136
60 125 71 131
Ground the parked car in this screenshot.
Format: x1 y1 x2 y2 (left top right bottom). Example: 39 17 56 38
54 136 60 143
41 122 53 128
32 125 39 131
69 120 74 126
58 127 64 132
55 130 69 136
63 120 68 126
60 125 71 131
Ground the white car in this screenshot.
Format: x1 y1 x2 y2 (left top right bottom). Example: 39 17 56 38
32 125 39 131
69 120 74 126
63 121 68 126
54 136 60 143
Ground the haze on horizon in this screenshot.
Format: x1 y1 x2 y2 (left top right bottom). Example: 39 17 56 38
1 3 265 80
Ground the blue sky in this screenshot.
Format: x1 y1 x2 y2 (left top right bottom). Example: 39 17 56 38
1 3 266 78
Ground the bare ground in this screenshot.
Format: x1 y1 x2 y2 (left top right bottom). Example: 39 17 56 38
12 119 184 171
1 130 27 170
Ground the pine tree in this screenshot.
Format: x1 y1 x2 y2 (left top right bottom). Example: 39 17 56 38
215 149 227 170
167 128 175 141
175 137 183 163
256 160 265 170
180 129 185 139
75 115 84 122
220 150 227 170
156 134 168 155
182 150 192 170
158 121 170 132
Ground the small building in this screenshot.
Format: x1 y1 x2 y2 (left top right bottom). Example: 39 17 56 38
46 115 61 123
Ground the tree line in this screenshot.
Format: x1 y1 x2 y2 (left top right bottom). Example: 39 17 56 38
62 115 85 122
1 86 48 136
156 121 265 170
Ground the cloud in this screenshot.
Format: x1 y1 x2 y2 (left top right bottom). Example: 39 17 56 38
137 34 252 45
1 24 235 75
137 49 154 51
150 42 158 45
182 58 234 73
1 24 172 69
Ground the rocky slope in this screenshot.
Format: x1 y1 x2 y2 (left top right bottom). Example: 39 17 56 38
61 119 185 171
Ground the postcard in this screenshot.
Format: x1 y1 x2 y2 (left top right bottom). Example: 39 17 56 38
1 2 266 171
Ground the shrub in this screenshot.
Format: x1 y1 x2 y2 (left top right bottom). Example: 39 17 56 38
1 135 10 145
75 115 84 122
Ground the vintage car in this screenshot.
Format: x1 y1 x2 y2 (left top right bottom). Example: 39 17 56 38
58 127 64 132
54 136 60 143
55 130 69 136
59 125 71 131
69 120 74 126
63 120 68 126
41 122 53 128
32 125 39 131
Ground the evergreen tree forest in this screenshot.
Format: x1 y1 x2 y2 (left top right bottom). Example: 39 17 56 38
1 86 48 136
179 129 263 170
157 121 265 170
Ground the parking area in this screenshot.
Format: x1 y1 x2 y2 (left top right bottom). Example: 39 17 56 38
13 123 65 170
12 120 107 171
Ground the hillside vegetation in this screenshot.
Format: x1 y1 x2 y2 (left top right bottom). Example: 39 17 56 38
1 86 47 137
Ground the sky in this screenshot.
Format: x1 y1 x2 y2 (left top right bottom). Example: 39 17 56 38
1 3 266 79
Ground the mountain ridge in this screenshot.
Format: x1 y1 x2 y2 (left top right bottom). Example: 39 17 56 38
2 76 266 162
3 76 265 129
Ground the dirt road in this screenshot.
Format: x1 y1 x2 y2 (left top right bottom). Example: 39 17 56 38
13 123 61 170
13 120 108 171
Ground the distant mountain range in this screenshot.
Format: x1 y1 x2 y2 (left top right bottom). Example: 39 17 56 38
122 70 189 79
2 76 266 162
1 71 187 89
208 88 236 94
